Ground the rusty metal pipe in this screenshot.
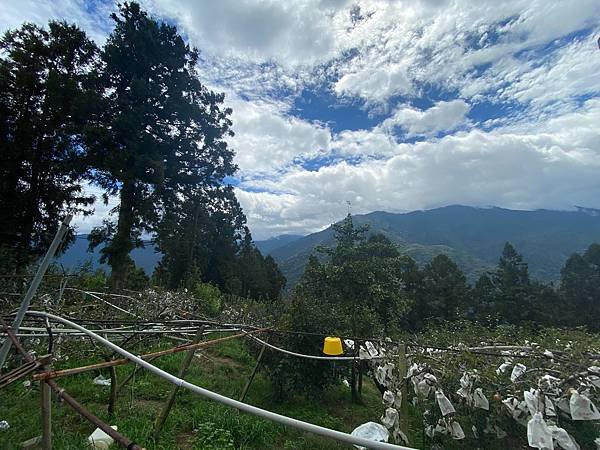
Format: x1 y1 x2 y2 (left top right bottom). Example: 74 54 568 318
1 319 145 450
32 328 268 382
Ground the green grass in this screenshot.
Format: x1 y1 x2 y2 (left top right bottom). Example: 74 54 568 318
0 336 387 450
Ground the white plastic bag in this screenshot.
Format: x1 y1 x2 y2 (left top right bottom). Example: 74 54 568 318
569 390 600 420
436 390 456 416
88 426 117 450
527 412 554 450
393 390 403 409
344 339 355 350
359 346 369 359
473 388 489 410
0 421 9 431
93 375 111 386
594 437 600 450
510 363 526 382
365 341 379 357
459 372 472 389
496 361 511 374
548 425 579 450
380 407 399 429
449 420 465 440
376 366 387 385
351 422 389 450
383 390 395 406
524 388 542 416
545 397 556 417
416 379 431 397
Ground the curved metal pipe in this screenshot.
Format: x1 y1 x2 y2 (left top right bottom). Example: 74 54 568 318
28 311 414 450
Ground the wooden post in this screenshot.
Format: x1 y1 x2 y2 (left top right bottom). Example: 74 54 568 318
239 343 266 403
398 343 408 431
41 379 52 450
108 365 118 418
153 327 204 441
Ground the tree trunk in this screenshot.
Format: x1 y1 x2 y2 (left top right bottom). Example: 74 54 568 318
108 180 136 289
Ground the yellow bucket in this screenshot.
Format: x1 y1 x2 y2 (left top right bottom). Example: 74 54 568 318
322 337 343 356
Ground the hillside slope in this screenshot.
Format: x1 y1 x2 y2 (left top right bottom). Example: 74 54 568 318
267 205 600 287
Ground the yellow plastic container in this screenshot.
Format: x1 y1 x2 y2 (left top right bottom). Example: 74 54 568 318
322 337 344 356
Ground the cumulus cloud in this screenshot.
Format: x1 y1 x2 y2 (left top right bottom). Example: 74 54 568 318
238 99 600 238
382 100 471 137
3 0 600 240
226 95 331 174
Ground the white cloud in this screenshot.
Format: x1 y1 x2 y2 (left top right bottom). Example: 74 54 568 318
334 63 414 103
0 0 114 44
382 100 471 137
3 0 600 241
72 183 118 234
226 95 332 174
238 99 600 238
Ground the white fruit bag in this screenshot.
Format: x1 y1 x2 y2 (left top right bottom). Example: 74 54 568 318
527 412 554 450
436 390 456 416
473 388 489 410
569 390 600 421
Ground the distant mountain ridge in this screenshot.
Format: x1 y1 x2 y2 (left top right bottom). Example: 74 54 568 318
259 205 600 288
58 206 600 287
56 235 161 275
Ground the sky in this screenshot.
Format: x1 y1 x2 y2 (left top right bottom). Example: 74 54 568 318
2 0 600 240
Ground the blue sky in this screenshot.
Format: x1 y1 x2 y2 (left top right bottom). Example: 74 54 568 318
2 0 600 239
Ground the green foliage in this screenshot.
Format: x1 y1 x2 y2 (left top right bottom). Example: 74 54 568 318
559 243 600 330
191 422 235 449
86 2 238 289
191 280 222 316
412 254 468 329
0 20 98 267
265 215 414 400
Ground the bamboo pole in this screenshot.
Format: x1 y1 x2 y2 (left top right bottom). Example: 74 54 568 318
398 343 408 431
153 327 205 441
41 377 52 450
1 318 145 450
0 215 72 368
239 343 267 403
33 328 268 382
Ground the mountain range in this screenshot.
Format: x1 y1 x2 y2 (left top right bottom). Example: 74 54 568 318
256 205 600 288
58 206 600 287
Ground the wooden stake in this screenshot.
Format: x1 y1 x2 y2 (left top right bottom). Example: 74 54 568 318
153 327 204 441
108 365 118 418
33 328 268 382
41 379 52 450
239 343 266 403
398 343 408 431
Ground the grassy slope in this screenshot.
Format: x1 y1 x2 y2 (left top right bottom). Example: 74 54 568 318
1 336 390 450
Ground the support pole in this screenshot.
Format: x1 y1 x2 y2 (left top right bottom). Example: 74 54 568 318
108 365 118 418
0 215 72 368
1 318 144 450
153 326 204 441
398 343 408 431
239 343 266 403
41 378 52 450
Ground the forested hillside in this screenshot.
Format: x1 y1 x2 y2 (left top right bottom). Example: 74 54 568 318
264 205 600 287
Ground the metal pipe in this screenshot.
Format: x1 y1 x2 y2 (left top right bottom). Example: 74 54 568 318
1 319 144 450
32 328 266 381
243 331 397 361
29 311 415 450
0 215 72 368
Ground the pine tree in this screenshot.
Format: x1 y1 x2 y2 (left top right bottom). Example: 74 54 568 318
0 21 98 267
87 3 236 288
492 242 536 324
417 254 468 326
560 243 600 330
